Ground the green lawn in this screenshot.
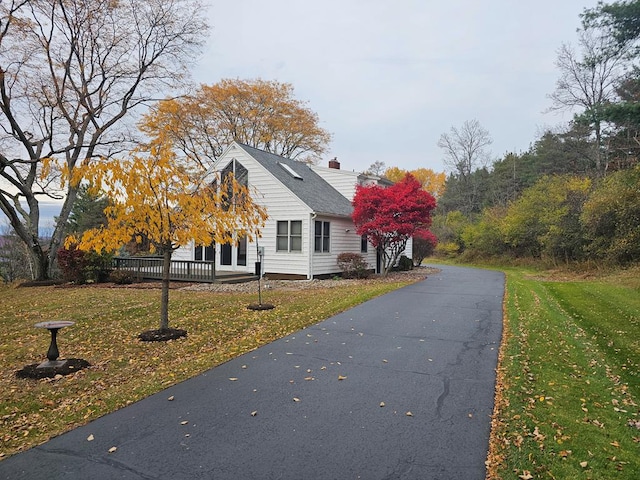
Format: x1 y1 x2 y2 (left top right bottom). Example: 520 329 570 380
0 278 413 459
3 265 639 479
489 267 640 479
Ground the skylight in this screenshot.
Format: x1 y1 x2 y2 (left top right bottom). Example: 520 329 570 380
278 162 303 180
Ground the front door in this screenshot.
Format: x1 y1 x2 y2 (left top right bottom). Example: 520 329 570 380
219 235 248 270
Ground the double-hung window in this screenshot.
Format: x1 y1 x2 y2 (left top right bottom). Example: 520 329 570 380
314 221 330 253
276 220 302 252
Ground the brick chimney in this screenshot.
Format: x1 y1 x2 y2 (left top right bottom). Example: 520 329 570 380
328 157 340 169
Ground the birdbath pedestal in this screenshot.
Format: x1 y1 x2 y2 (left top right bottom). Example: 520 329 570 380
34 321 75 369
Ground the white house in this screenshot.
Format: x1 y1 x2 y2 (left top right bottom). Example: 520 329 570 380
174 142 411 279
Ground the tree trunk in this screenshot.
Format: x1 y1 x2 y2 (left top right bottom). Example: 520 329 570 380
160 247 172 331
27 242 49 281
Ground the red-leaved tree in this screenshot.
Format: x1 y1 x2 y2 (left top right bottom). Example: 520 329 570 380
352 174 437 276
412 229 438 266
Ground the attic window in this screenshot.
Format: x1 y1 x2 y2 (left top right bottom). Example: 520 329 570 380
278 162 303 180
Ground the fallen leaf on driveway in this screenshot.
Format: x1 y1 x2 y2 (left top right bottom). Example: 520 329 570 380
87 434 94 442
251 411 258 416
338 375 347 380
406 411 413 417
108 446 117 453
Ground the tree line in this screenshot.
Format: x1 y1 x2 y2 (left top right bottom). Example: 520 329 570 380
431 1 640 266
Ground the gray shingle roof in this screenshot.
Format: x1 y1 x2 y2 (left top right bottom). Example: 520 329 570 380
236 143 354 217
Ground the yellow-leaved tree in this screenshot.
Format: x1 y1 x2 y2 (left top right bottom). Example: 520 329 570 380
139 78 332 168
384 167 446 198
73 134 267 340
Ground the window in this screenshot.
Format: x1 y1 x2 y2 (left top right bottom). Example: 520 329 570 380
361 235 368 253
221 159 248 187
278 162 303 180
237 236 247 266
219 159 249 210
277 220 302 252
314 221 330 253
195 242 214 261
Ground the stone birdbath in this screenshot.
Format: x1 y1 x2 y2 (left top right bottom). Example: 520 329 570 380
34 321 75 369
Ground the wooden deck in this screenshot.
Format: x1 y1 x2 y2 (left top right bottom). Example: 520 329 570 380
113 257 258 284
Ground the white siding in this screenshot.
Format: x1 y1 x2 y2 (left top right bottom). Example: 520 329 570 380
175 144 399 279
310 166 360 200
310 216 373 276
172 242 194 261
175 145 315 277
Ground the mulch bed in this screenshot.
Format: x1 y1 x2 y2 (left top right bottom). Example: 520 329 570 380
247 303 275 311
138 328 187 342
15 358 91 380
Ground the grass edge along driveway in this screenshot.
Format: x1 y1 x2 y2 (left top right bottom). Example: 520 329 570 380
487 267 640 480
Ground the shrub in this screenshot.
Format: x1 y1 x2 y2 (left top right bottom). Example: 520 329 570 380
396 255 413 271
412 229 438 266
336 252 370 279
57 244 113 283
57 246 88 283
109 269 136 285
435 242 460 258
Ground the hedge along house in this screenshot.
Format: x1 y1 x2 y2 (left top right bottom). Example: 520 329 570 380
174 142 407 279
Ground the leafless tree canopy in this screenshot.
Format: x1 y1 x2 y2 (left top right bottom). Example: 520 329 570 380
548 29 629 173
437 119 492 178
0 0 208 279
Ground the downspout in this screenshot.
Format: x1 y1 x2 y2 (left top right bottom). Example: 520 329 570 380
309 212 317 280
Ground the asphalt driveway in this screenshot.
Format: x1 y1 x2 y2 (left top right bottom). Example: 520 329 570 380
1 264 505 480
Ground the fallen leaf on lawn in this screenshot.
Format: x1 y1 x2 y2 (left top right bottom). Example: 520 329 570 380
610 441 620 448
251 411 258 416
167 396 174 401
108 446 117 453
580 461 588 468
87 434 94 442
338 375 347 380
518 471 533 480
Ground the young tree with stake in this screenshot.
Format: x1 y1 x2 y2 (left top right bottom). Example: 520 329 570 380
71 134 267 339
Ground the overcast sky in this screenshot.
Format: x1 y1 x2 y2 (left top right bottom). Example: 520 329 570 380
3 0 604 230
193 0 601 173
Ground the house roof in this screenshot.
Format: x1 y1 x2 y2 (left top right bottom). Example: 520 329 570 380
234 143 354 217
